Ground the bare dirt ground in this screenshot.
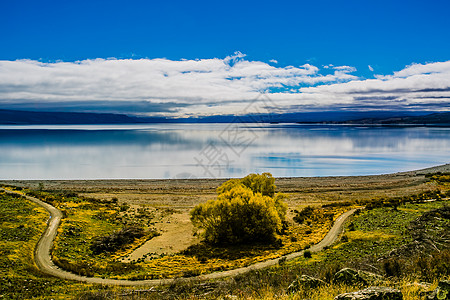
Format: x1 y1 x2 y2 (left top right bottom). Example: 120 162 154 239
2 163 449 259
121 211 200 262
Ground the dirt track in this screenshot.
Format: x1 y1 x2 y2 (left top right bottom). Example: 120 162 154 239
2 188 356 286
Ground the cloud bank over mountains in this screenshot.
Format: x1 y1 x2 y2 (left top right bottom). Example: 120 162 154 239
0 53 449 117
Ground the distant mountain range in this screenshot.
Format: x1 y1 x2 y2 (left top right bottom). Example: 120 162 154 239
329 112 450 125
0 109 166 124
0 109 449 125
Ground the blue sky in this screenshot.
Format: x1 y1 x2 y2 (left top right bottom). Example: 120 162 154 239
1 0 450 116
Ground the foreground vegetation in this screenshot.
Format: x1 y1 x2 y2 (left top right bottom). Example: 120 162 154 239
1 175 353 280
75 197 450 300
0 189 116 299
0 171 449 299
191 173 288 245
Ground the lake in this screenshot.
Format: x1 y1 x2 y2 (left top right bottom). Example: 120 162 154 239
0 124 449 180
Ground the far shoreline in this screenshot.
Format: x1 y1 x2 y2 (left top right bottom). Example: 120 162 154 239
1 163 449 194
1 162 449 182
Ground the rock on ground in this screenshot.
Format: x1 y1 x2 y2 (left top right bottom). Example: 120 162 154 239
333 268 368 286
287 275 326 293
334 286 403 300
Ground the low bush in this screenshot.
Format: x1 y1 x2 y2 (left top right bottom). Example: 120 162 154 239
361 190 445 210
322 201 355 208
293 206 334 225
293 206 316 224
383 259 402 277
90 226 146 254
191 173 288 245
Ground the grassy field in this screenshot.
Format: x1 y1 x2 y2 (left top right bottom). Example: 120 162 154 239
0 189 123 299
0 166 449 299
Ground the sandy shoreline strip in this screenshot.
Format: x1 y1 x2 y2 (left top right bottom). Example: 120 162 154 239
1 163 449 191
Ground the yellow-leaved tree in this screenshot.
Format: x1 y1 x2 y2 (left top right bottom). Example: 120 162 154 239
190 173 287 245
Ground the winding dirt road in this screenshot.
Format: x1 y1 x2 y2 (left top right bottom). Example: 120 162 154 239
2 188 357 286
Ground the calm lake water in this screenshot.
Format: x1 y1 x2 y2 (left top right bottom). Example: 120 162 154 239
0 124 449 180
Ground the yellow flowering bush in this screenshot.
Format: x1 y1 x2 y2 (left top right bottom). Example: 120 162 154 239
191 173 287 245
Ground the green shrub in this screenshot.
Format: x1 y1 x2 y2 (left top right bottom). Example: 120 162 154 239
293 206 334 225
383 259 402 277
293 206 315 224
322 201 354 208
217 172 276 197
119 202 130 212
190 173 287 245
90 225 146 254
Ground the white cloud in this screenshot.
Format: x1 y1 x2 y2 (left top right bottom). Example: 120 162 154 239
332 65 357 73
290 61 450 111
368 65 374 72
0 55 449 116
380 61 450 78
269 59 278 64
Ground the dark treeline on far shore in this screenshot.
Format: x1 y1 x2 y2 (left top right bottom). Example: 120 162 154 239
1 108 449 126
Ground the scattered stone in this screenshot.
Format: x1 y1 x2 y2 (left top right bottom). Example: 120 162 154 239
358 270 384 285
426 280 450 300
333 268 367 286
287 275 326 293
334 286 403 300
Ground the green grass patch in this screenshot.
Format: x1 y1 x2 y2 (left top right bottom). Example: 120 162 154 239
0 190 109 299
24 189 154 279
